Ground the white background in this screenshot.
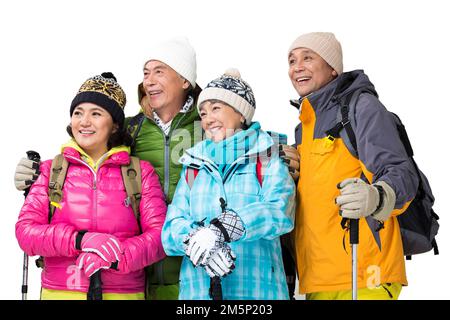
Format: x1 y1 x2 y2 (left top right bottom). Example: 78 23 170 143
0 0 448 300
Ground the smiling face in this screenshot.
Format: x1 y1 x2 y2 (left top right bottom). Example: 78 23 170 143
71 103 117 160
288 48 337 97
142 60 190 115
199 100 245 142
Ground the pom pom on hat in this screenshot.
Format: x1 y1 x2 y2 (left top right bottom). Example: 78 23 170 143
223 68 241 78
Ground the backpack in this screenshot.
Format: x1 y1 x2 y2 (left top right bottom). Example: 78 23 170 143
326 88 439 259
184 132 298 299
35 154 142 268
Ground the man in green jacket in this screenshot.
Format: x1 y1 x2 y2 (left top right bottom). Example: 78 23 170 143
126 37 202 299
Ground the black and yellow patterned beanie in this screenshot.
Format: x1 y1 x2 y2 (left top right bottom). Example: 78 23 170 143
70 72 127 128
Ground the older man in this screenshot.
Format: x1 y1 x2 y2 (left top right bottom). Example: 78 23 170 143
288 32 418 300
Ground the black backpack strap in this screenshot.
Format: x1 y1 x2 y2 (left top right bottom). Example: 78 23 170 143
339 93 358 152
324 91 357 151
127 113 146 153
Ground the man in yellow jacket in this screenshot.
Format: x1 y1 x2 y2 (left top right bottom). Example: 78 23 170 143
288 32 419 300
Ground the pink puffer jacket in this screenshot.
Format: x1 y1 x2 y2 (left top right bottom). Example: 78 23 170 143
15 147 167 294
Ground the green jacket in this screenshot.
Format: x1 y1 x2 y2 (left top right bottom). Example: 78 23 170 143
124 92 201 288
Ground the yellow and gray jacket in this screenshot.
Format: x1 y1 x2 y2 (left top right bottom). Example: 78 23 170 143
293 70 419 294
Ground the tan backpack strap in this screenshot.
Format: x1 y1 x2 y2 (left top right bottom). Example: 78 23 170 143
122 156 142 231
48 154 69 222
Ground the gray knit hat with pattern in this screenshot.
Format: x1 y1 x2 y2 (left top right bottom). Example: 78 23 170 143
197 68 255 125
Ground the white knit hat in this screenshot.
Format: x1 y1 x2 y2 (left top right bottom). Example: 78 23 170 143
197 68 256 125
144 37 197 88
288 32 343 75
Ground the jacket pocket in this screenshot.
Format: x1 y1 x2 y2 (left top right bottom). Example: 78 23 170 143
226 166 261 196
308 138 336 186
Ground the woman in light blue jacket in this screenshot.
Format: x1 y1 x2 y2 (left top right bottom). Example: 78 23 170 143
161 68 295 300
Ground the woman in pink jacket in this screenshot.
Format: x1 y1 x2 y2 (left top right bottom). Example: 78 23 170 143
15 72 167 300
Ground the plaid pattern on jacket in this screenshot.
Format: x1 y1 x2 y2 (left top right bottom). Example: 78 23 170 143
162 123 296 300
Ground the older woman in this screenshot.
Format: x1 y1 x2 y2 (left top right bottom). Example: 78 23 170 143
16 72 167 300
162 69 295 300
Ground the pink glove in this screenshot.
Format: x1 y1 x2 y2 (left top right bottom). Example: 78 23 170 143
111 251 130 274
76 252 110 278
79 232 123 263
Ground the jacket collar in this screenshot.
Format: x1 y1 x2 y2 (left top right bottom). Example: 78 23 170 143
290 70 378 114
61 139 130 170
179 122 273 170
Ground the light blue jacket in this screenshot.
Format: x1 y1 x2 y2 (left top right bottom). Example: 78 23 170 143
161 122 296 300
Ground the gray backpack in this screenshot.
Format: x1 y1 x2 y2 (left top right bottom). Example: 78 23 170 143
326 86 439 259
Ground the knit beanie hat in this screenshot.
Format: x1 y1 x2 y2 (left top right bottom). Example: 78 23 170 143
144 37 197 88
70 72 127 129
288 32 343 75
197 68 255 125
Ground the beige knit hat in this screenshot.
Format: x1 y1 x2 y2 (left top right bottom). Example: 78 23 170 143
197 68 256 125
288 32 343 75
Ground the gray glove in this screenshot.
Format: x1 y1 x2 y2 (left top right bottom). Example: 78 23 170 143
336 178 396 222
14 157 40 191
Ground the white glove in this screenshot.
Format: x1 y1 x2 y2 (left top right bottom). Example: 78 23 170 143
184 227 219 266
336 178 396 221
14 157 39 191
204 245 236 278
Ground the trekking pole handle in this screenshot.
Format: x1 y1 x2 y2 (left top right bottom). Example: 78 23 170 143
87 271 103 300
349 219 359 245
24 150 41 197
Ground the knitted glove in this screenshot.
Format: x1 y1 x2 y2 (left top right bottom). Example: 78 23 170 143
14 157 40 191
336 178 396 222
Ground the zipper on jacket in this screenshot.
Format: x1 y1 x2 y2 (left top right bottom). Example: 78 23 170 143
147 110 189 285
146 112 188 202
163 135 170 198
66 155 105 231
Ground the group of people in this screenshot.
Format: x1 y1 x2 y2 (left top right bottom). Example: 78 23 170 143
14 32 418 300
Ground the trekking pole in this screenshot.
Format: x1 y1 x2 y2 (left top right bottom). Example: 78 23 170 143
350 218 359 300
208 198 227 301
87 271 103 300
21 150 41 301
